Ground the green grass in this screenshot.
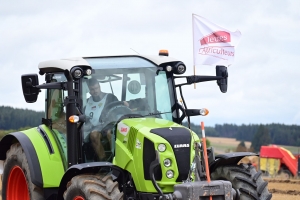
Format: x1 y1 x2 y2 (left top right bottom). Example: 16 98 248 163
280 145 300 155
209 136 300 155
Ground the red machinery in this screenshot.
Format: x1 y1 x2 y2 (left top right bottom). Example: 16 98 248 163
260 145 299 177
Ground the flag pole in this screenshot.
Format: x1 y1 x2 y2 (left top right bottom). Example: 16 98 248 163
201 121 212 200
192 14 196 89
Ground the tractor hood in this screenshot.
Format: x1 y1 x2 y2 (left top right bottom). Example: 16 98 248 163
118 117 185 133
114 117 199 191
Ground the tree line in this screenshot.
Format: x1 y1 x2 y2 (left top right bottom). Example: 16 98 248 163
183 122 300 147
1 106 299 148
0 106 44 130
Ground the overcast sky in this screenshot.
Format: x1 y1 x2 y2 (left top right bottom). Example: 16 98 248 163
1 0 299 126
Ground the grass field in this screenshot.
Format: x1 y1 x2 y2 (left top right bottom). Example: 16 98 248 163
207 136 299 154
207 136 251 154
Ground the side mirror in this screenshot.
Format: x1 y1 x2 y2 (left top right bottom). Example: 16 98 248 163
216 65 228 93
21 74 40 103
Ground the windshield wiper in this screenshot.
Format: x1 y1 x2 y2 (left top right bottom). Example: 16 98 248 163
117 111 171 122
144 111 170 117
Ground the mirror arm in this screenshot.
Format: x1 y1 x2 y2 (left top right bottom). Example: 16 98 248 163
174 75 224 87
187 75 224 83
35 82 65 90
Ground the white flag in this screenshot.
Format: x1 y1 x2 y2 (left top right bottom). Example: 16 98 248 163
193 14 241 66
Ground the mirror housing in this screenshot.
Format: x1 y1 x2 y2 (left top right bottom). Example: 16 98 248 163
216 65 228 93
21 74 40 103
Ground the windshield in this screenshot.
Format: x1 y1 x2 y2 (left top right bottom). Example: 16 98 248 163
82 57 173 121
81 56 173 162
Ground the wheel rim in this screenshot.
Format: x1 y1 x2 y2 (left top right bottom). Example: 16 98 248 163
73 196 85 200
283 172 290 179
7 166 30 200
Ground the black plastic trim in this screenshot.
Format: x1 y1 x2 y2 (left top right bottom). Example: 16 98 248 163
150 127 191 182
143 137 162 181
298 157 300 176
44 188 58 200
138 192 161 200
37 126 54 154
0 132 43 187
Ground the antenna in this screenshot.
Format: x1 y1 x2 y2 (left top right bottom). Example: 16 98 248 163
130 48 140 55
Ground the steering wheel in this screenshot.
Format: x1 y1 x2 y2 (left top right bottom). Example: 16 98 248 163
102 101 132 124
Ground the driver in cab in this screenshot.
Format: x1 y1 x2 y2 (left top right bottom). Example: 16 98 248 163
85 77 129 161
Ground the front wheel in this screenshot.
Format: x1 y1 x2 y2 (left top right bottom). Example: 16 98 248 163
278 169 292 179
211 163 272 200
63 174 123 200
1 143 44 200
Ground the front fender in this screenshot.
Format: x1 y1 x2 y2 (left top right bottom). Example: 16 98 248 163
56 162 115 200
209 152 258 173
0 125 65 188
0 132 43 187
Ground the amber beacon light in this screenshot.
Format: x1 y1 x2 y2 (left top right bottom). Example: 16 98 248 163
159 50 169 56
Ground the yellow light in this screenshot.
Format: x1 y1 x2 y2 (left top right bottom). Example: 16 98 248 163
69 115 79 123
200 108 209 116
159 50 169 56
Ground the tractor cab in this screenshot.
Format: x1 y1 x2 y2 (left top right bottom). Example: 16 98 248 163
21 54 229 167
80 56 177 162
27 55 187 166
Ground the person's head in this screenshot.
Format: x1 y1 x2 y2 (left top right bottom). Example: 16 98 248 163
87 78 101 97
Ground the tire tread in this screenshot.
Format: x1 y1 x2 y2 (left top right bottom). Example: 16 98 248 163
63 174 123 200
211 163 272 200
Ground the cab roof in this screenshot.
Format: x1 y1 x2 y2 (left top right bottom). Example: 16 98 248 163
38 55 180 74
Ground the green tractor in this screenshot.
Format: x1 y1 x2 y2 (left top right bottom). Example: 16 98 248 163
0 51 272 200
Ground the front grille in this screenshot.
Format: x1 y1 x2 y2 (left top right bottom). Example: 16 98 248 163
128 127 138 154
150 127 191 182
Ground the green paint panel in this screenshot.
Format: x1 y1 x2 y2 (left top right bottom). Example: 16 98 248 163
22 125 65 188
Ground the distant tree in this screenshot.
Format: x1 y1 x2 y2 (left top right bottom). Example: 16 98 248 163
0 106 44 130
182 121 217 137
0 126 31 139
248 146 255 153
215 123 238 138
205 138 211 148
236 140 247 152
250 125 271 152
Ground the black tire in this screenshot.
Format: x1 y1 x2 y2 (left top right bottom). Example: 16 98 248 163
63 174 123 200
211 163 272 200
278 169 292 179
1 143 44 200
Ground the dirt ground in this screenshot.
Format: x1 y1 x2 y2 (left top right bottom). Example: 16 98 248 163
266 178 300 200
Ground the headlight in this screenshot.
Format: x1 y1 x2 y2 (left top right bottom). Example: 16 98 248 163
163 158 172 167
174 62 186 74
86 69 92 76
157 144 166 152
166 65 172 72
177 64 186 73
166 170 174 179
70 67 83 79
